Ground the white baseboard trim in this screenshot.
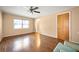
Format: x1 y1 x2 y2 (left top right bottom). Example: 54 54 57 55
39 32 57 38
3 32 34 38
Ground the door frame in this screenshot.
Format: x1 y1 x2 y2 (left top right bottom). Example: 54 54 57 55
35 19 40 33
56 11 71 41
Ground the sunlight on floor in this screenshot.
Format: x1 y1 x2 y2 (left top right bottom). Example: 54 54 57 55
23 37 30 47
13 37 30 51
36 34 41 48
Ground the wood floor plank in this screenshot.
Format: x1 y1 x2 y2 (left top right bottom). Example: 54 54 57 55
0 32 63 52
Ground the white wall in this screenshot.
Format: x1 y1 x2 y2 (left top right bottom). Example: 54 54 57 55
36 14 57 38
0 11 2 41
36 7 79 44
3 13 35 37
69 7 79 43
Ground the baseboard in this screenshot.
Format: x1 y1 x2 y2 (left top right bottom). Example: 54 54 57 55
3 32 35 39
3 32 57 40
39 32 57 38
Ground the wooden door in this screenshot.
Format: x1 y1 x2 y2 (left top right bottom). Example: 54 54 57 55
57 13 69 41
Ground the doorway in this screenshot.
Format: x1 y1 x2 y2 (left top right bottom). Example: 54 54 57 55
35 19 40 32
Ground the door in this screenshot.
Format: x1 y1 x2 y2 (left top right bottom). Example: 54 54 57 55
57 13 69 41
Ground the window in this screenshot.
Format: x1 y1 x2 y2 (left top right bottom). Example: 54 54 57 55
14 19 22 29
13 19 29 29
23 20 29 28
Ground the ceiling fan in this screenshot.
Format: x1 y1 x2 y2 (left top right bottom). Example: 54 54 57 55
29 6 40 14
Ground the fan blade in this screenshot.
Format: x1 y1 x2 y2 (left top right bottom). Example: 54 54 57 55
34 11 40 13
33 7 38 10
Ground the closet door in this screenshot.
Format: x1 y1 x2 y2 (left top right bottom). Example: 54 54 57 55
57 13 69 41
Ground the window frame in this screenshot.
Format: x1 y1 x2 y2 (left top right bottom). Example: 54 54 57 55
13 19 29 29
22 20 29 29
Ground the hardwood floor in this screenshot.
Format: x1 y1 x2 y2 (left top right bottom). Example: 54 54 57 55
0 32 63 52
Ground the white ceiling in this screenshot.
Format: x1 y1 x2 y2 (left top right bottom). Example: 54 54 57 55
0 6 76 18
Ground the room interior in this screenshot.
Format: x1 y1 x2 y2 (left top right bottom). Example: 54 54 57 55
0 6 79 52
